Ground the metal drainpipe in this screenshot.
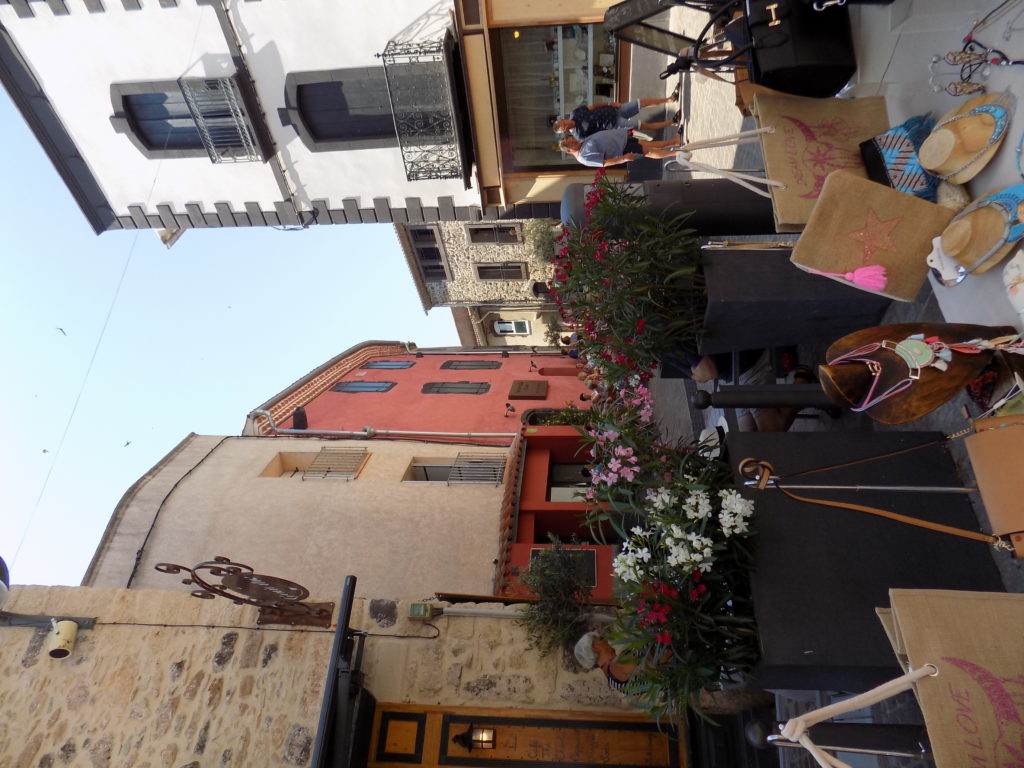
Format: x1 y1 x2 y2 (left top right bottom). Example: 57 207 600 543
249 409 517 440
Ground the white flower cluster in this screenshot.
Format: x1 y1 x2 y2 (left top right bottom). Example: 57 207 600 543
663 525 714 572
612 526 655 584
718 489 755 537
645 487 677 512
682 489 712 521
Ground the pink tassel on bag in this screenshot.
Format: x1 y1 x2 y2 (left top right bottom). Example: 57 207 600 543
807 264 888 291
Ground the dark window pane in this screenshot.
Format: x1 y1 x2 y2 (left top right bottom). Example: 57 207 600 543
410 228 437 244
125 91 203 150
477 263 526 280
440 360 502 370
331 381 396 392
361 361 415 369
411 464 453 481
421 382 490 394
297 76 396 142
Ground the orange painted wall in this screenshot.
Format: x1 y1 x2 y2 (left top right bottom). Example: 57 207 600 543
292 353 589 443
511 427 616 600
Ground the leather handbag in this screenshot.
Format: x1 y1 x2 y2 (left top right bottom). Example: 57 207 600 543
965 413 1024 557
745 0 856 98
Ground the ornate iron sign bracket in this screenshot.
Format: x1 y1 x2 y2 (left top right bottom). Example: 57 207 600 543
155 556 334 628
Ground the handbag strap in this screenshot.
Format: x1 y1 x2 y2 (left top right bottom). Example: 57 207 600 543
781 665 938 768
739 457 1006 547
669 127 786 198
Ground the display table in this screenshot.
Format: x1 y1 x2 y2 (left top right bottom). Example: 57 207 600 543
700 249 890 354
727 431 1003 692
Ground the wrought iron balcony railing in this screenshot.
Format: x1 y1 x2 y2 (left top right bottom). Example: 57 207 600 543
178 77 262 164
379 37 465 182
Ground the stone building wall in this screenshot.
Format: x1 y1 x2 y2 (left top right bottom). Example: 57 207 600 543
354 599 631 714
425 220 558 306
0 586 332 768
0 587 629 767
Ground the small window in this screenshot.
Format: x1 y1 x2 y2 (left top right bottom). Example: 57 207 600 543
331 381 396 393
421 382 490 395
494 320 530 335
407 226 450 282
362 361 415 369
440 360 502 370
466 223 521 244
475 263 528 281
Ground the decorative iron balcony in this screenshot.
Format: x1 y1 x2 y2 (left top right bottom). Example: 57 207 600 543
379 36 466 182
178 77 262 164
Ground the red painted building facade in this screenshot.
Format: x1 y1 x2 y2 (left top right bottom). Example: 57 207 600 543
245 341 616 599
246 340 590 444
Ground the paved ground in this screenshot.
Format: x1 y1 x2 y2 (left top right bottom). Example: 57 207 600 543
621 9 1022 767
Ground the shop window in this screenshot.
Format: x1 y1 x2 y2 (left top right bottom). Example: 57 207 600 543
492 24 617 171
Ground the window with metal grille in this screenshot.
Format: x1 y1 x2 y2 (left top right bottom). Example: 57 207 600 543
466 223 520 244
475 263 528 280
331 381 396 393
406 453 506 484
421 382 490 394
440 360 501 370
361 361 415 369
302 448 370 480
116 77 261 162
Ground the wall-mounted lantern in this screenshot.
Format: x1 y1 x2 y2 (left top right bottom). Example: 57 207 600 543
452 725 497 751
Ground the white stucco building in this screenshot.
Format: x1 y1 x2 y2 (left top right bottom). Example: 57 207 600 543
0 0 626 234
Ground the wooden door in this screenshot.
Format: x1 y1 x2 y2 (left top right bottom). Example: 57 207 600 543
370 704 684 768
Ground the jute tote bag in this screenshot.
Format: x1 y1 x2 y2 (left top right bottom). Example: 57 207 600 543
753 93 890 232
791 171 956 301
781 589 1024 768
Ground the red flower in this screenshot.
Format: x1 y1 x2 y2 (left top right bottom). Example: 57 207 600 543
655 631 671 645
636 319 646 333
689 589 700 602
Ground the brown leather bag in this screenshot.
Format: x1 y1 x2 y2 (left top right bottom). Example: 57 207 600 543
965 413 1024 557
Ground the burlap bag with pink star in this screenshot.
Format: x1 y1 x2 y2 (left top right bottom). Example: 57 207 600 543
753 92 890 232
790 171 956 301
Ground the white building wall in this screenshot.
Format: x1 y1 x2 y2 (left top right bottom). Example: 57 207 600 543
0 0 476 219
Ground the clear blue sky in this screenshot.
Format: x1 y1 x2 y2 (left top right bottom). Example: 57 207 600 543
0 92 460 588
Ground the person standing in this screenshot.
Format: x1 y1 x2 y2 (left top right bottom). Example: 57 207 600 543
559 129 678 168
553 90 680 139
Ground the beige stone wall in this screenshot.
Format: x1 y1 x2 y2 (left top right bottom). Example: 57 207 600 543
86 436 509 600
0 588 629 767
354 599 631 713
426 220 558 306
0 586 332 768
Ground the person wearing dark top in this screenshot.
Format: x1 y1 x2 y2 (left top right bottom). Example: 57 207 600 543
553 91 679 139
559 129 678 167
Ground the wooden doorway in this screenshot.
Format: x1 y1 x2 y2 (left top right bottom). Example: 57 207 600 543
371 704 684 768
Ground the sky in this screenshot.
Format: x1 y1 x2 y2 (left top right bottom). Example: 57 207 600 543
0 92 460 589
